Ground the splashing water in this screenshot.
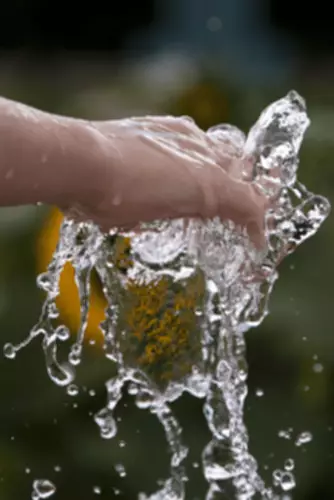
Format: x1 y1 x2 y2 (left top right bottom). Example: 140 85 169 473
4 91 330 499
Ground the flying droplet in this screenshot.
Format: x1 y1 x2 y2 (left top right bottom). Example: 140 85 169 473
66 384 79 397
3 343 16 359
32 479 56 498
295 431 312 447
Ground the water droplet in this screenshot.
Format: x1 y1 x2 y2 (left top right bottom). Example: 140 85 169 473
278 429 293 440
3 343 16 359
32 479 56 498
25 467 31 474
280 472 296 491
284 458 295 471
255 388 264 397
55 325 70 341
115 463 126 478
66 384 79 397
93 486 101 495
54 465 61 472
272 469 282 486
69 343 82 366
89 389 96 397
94 408 117 439
119 440 126 448
295 431 312 447
313 362 324 373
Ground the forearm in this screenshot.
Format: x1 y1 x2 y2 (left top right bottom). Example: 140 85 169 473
0 97 104 209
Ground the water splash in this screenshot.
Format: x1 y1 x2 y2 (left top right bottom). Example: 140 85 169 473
4 91 330 499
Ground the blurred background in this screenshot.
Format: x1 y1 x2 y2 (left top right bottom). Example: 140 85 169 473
0 0 333 498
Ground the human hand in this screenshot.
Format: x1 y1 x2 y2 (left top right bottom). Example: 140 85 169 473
68 116 268 248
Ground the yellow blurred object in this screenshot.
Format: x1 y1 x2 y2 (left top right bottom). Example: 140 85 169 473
37 208 204 387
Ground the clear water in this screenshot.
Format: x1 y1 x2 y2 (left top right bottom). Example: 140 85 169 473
3 91 330 499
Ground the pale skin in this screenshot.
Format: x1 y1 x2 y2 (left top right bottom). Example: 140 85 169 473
0 97 267 248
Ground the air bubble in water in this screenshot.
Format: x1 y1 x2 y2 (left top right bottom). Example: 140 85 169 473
93 485 102 495
255 388 264 397
32 479 56 498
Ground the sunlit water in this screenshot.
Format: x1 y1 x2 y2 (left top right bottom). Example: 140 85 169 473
3 92 330 499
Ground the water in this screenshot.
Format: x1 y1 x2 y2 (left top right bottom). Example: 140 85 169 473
3 91 330 499
31 479 56 499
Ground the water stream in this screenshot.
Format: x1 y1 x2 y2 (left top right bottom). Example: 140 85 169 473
3 91 330 499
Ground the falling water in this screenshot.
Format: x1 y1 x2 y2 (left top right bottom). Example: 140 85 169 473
3 91 330 499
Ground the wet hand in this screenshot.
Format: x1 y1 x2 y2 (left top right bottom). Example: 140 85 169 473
68 116 268 248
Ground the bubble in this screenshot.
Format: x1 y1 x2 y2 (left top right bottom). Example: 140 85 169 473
93 486 101 495
255 388 264 397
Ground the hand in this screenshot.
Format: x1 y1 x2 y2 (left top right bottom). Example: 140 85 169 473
67 116 268 248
